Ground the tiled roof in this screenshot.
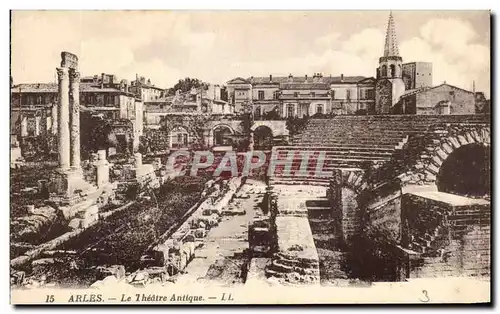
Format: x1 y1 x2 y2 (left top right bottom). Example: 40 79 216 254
400 83 474 99
229 75 368 85
11 83 132 94
11 83 57 93
280 83 329 90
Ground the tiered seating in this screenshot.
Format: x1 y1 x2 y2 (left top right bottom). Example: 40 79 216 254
270 114 490 186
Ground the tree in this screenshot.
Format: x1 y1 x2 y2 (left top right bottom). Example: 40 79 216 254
286 115 310 137
167 78 208 96
236 101 254 151
80 112 118 159
262 107 281 120
220 86 228 102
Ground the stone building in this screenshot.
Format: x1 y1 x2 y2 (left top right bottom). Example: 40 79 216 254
402 62 433 90
394 83 477 115
11 73 144 153
227 73 375 117
143 85 234 130
129 74 166 102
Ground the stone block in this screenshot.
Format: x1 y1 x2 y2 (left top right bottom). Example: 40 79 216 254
442 142 453 154
449 137 461 149
457 135 468 146
436 149 448 161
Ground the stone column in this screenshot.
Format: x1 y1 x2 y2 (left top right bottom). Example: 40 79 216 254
34 116 41 136
57 67 71 170
20 116 28 137
51 102 58 134
69 69 81 170
96 150 109 188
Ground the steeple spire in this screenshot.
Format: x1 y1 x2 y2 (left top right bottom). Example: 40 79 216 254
383 11 400 57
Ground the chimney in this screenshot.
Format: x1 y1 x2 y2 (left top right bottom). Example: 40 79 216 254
305 74 308 82
340 74 344 83
250 76 254 83
288 73 293 82
269 74 272 82
101 73 105 88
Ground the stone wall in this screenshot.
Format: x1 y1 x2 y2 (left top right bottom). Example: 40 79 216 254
265 197 320 285
415 84 475 115
403 193 490 278
375 79 393 114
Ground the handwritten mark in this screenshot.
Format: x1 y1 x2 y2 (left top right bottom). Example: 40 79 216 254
419 290 430 303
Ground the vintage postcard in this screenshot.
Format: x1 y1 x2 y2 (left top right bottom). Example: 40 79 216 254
9 10 491 304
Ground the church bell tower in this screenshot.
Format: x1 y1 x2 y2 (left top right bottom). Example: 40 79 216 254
375 12 406 114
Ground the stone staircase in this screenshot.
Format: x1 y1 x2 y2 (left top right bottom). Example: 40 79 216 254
270 114 490 186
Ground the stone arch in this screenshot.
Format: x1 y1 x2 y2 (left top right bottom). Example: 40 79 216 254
253 125 273 149
169 125 190 148
211 124 234 146
416 127 491 188
437 143 490 196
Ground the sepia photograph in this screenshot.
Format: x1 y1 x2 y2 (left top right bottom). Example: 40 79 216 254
8 9 491 304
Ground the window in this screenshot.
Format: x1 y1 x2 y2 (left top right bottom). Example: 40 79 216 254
258 90 264 100
294 92 299 98
274 91 279 100
381 65 387 77
254 106 261 119
346 89 351 100
390 64 396 77
331 90 335 100
367 89 374 99
311 92 316 98
36 95 42 105
449 91 455 96
287 104 294 117
316 104 323 114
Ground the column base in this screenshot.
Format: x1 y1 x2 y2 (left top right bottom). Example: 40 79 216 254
49 168 97 206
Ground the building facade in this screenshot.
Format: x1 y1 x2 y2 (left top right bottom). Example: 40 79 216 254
402 62 433 90
227 73 376 117
143 85 234 130
11 73 144 153
395 83 476 115
130 75 166 102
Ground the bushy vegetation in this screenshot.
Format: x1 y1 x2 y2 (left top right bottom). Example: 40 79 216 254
59 176 209 276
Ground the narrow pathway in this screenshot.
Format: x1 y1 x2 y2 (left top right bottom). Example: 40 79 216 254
174 180 266 287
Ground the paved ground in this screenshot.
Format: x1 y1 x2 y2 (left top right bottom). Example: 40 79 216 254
175 180 266 287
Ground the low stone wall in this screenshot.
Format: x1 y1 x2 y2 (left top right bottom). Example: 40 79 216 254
266 197 320 285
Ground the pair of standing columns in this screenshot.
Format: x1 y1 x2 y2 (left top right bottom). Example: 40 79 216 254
56 67 80 171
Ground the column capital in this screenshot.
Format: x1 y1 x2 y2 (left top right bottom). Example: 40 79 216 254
69 69 80 81
56 67 69 81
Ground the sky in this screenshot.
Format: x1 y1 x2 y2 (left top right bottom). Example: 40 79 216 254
11 10 491 97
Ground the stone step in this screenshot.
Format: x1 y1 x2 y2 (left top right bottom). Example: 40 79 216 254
269 179 330 187
283 145 398 152
292 138 403 144
273 149 395 157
